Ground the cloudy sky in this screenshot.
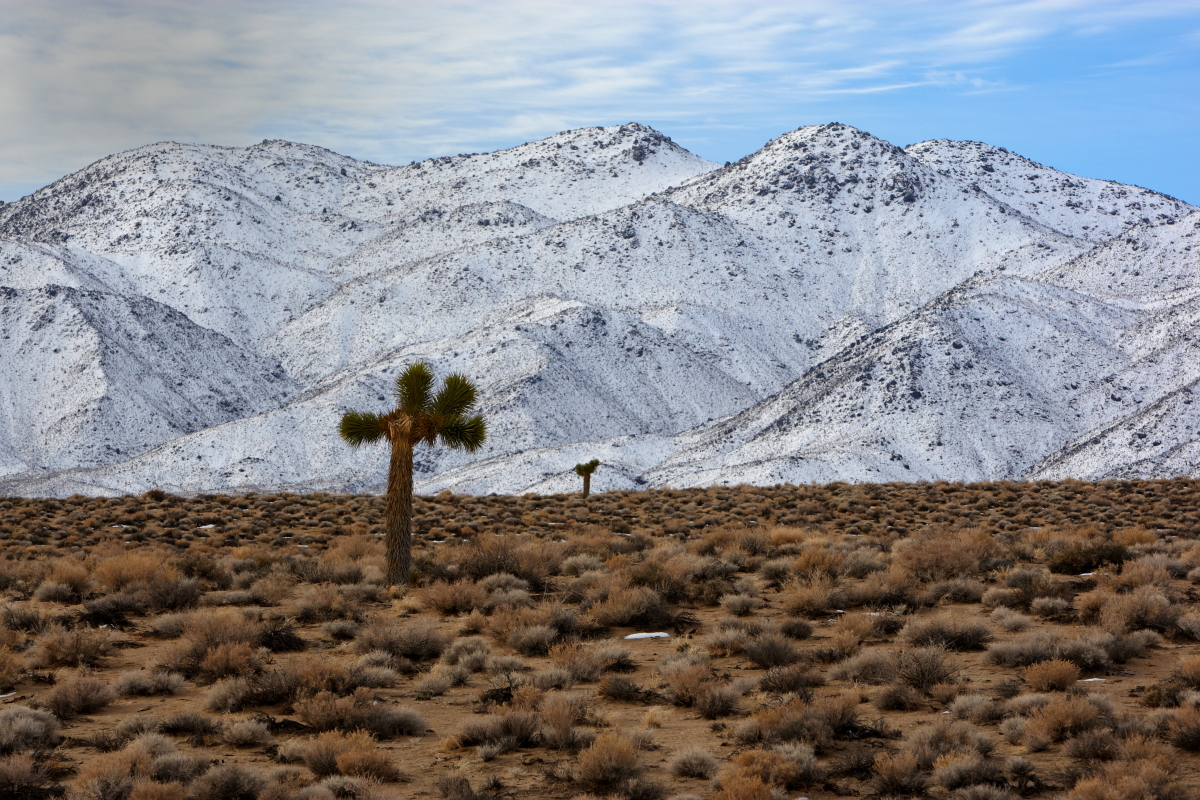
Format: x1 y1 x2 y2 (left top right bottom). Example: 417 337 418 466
2 0 1198 203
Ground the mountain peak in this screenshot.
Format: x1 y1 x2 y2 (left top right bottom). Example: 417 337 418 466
1 122 1196 496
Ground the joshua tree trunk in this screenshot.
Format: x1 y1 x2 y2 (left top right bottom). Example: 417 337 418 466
384 437 415 587
582 473 592 499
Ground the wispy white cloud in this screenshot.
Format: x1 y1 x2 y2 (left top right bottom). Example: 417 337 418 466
0 0 1197 199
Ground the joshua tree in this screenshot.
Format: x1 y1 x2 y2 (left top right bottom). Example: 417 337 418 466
574 459 600 498
339 362 486 586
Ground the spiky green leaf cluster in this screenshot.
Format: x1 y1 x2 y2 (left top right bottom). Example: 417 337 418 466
575 459 600 476
338 411 387 448
339 361 487 454
396 362 434 414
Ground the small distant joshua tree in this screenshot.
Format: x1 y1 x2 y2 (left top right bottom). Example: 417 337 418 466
575 459 600 498
339 362 486 587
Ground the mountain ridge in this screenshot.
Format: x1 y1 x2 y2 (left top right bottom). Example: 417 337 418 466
0 122 1195 497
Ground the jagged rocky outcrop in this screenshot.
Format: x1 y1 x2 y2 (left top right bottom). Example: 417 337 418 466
0 122 1195 497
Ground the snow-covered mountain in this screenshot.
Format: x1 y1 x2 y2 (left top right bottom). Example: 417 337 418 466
0 122 1195 497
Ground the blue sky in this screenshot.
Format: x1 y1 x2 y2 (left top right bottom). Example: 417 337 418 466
1 1 1198 203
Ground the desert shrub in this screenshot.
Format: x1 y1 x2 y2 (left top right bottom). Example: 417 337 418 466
197 642 267 682
41 671 115 718
129 781 187 800
845 565 919 608
41 558 91 599
987 632 1110 671
458 535 560 591
828 613 875 653
0 647 20 690
932 754 1005 791
189 764 267 800
549 642 632 682
760 664 824 696
669 747 718 779
706 627 749 657
303 731 371 777
147 613 189 639
893 527 1005 581
758 558 793 584
476 571 528 593
353 620 447 661
2 605 46 634
720 593 764 617
505 624 557 656
743 632 801 669
1003 567 1065 608
222 719 272 748
778 618 813 640
928 579 988 604
115 671 186 697
658 658 719 708
1063 730 1117 761
561 554 604 576
258 617 306 653
294 689 425 738
0 753 59 799
79 593 144 627
714 772 771 800
696 683 743 719
1048 540 1127 574
744 692 860 749
577 732 643 791
726 749 802 788
902 614 992 651
981 587 1021 608
830 650 894 684
1065 758 1181 800
871 751 926 795
335 742 402 782
421 581 488 616
1090 586 1180 635
589 586 694 629
161 609 265 675
26 623 112 668
539 693 588 751
289 584 360 623
1168 704 1200 751
907 718 995 768
780 576 844 618
874 684 923 711
1024 659 1080 691
598 675 642 702
950 695 1007 724
989 607 1032 632
158 711 222 737
451 710 541 753
1030 596 1071 618
0 706 60 754
1022 695 1102 746
322 620 358 641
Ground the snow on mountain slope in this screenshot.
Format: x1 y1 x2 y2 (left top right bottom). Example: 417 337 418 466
1042 210 1200 302
267 124 1097 391
0 122 1195 497
0 125 715 348
0 285 295 479
641 214 1200 489
665 124 1096 338
352 123 716 222
410 209 1200 494
906 139 1192 242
